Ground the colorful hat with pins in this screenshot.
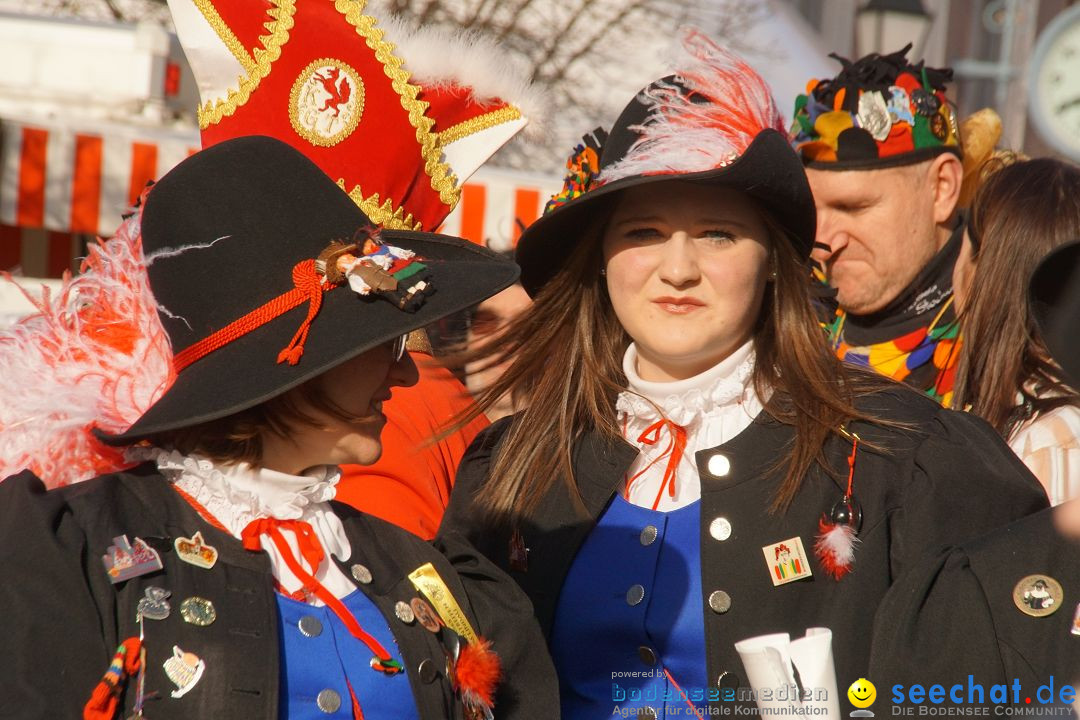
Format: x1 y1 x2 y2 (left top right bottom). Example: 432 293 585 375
167 0 541 231
789 43 961 169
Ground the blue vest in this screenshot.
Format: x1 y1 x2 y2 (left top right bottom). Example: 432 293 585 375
277 590 420 719
550 495 709 719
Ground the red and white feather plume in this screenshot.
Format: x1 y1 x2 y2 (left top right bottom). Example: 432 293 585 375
598 28 785 185
0 199 173 488
815 516 859 580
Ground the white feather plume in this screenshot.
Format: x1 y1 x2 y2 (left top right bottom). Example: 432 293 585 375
0 205 173 488
375 11 547 137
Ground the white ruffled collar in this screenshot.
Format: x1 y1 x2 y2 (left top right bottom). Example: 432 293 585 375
616 340 756 427
131 447 350 561
139 448 338 522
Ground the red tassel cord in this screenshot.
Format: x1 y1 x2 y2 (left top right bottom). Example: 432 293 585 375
453 636 502 719
814 434 862 580
83 638 142 720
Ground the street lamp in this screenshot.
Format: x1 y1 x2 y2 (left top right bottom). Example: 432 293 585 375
855 0 933 59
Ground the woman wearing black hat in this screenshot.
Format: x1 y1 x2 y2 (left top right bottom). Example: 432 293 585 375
0 136 555 719
438 31 1047 718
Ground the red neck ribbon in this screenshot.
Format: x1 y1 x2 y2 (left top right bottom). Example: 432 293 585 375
624 419 688 511
240 517 397 672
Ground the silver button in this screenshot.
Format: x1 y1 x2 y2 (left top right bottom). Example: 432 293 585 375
717 671 741 690
709 517 732 541
640 525 658 546
316 688 341 713
626 584 645 606
298 615 323 638
418 658 438 683
707 453 731 477
638 645 657 666
709 590 732 614
350 564 373 584
394 600 415 624
641 708 659 720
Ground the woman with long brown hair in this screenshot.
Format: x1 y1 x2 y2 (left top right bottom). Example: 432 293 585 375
438 32 1046 718
951 157 1080 504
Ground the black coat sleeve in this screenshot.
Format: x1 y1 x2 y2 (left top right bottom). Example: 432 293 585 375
0 472 112 719
888 408 1049 579
438 417 513 568
434 529 560 719
869 546 1008 690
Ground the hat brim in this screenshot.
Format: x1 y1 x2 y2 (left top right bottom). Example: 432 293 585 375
802 145 962 172
100 231 517 445
515 129 814 297
1029 240 1080 386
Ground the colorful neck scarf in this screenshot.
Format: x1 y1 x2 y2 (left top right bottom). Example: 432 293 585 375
823 225 963 406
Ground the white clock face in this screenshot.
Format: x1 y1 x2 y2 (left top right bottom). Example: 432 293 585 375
1029 5 1080 161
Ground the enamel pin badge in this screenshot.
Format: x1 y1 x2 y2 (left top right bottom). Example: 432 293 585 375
763 537 813 586
163 646 205 698
102 535 163 584
137 586 172 621
1013 574 1063 618
174 531 218 570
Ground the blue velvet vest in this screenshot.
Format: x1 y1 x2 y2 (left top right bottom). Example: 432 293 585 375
550 495 709 718
277 590 420 719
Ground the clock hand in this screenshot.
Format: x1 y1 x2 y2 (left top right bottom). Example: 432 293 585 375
1057 96 1080 113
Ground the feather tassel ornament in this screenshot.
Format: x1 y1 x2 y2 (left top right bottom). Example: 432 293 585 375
454 636 501 719
0 196 173 488
598 28 785 185
815 515 860 580
814 434 862 580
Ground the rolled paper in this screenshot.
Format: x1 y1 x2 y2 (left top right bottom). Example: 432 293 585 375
734 627 839 719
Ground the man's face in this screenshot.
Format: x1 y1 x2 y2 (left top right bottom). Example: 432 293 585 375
807 162 942 316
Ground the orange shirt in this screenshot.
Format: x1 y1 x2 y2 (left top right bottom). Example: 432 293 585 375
335 353 489 539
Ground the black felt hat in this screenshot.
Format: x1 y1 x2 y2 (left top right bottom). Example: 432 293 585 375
101 136 517 443
1030 240 1080 387
516 33 815 297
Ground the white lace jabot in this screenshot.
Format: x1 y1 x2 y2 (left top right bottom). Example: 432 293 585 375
615 340 762 511
143 449 356 603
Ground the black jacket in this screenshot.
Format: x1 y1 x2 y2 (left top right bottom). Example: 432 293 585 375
0 464 557 719
870 505 1080 695
439 386 1048 710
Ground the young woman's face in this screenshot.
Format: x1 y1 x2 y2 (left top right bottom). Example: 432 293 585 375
263 338 419 473
602 182 771 382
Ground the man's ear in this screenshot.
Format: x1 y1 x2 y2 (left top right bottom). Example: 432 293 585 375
929 152 964 225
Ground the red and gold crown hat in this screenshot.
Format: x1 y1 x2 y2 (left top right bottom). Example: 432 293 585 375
167 0 540 231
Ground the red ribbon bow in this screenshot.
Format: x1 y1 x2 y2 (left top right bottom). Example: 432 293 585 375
625 418 688 511
241 517 396 669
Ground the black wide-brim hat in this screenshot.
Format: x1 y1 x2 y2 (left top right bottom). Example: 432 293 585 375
516 75 815 297
1030 240 1080 387
101 136 518 444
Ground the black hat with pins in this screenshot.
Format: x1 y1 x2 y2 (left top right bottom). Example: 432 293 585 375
100 135 518 443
